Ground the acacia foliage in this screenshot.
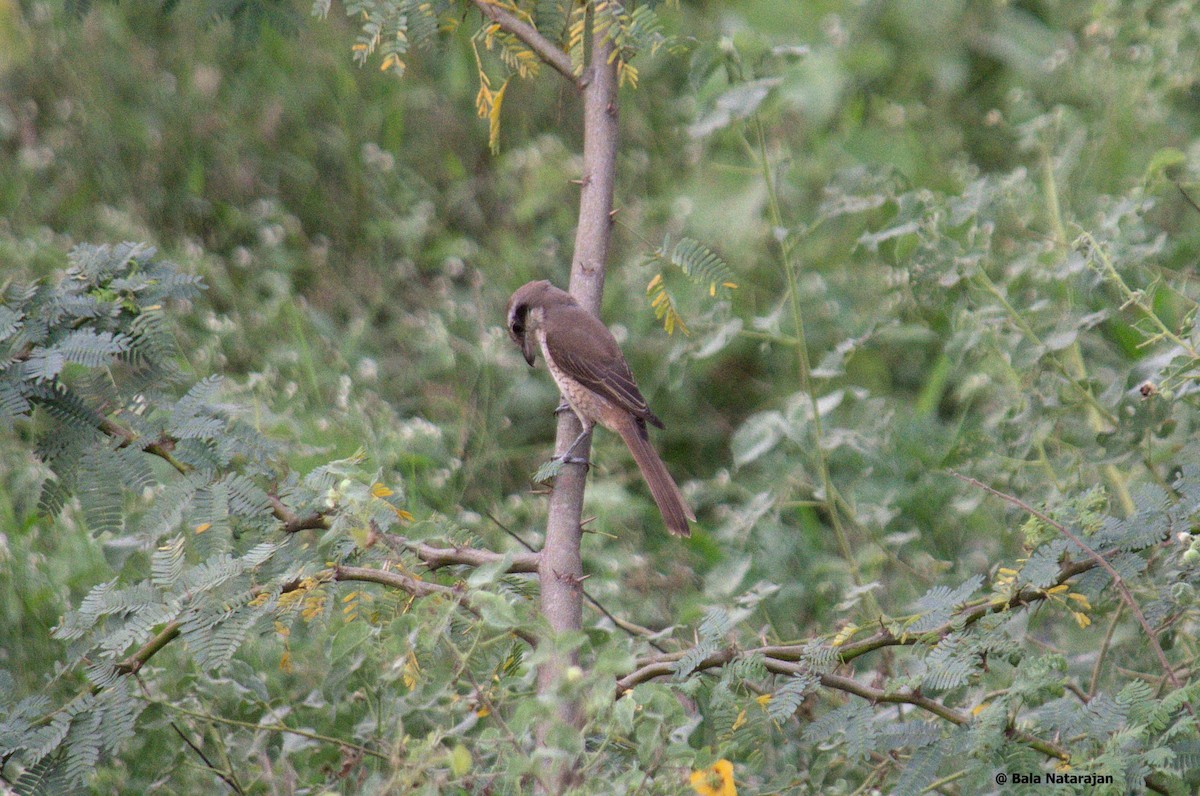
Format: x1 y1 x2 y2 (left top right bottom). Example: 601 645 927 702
2 244 1199 794
4 1 1200 795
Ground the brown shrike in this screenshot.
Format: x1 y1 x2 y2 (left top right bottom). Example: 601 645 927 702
506 280 694 538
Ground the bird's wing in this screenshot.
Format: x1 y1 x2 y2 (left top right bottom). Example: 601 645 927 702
544 304 664 428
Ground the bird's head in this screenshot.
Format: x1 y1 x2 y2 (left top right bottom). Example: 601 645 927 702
506 280 571 366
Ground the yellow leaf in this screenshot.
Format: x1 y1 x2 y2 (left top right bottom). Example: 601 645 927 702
1067 593 1091 609
971 701 990 716
486 78 510 154
372 483 394 498
1046 584 1069 594
403 653 421 689
755 694 771 708
722 281 738 289
646 273 662 293
998 567 1019 577
475 705 491 718
1073 612 1092 629
279 648 292 673
690 759 737 796
301 593 326 621
194 522 211 534
618 61 638 89
731 709 746 731
831 623 858 647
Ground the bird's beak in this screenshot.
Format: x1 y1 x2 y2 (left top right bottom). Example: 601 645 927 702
521 334 537 366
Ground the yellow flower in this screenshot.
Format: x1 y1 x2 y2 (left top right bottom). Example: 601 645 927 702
690 759 737 796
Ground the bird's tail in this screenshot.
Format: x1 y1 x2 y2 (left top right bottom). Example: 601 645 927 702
615 417 694 538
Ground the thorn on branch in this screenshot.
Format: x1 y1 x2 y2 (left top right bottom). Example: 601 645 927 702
554 569 586 590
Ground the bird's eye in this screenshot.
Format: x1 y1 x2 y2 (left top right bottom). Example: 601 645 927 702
509 305 527 335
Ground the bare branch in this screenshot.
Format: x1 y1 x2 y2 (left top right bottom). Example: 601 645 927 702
393 536 540 573
469 0 579 87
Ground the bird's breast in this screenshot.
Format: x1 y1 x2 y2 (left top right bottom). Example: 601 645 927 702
538 329 613 427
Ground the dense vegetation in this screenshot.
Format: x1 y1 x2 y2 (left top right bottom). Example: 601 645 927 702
3 0 1200 793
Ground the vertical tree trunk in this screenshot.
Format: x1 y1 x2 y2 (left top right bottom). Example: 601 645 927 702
535 20 619 794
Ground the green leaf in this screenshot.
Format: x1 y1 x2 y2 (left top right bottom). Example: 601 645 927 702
472 592 518 629
533 458 564 484
466 554 514 587
730 410 785 466
331 621 372 662
449 743 472 776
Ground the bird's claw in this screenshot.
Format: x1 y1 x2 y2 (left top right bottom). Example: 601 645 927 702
554 400 572 416
555 454 590 470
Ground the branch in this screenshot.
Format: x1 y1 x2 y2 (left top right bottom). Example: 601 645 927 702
389 535 540 573
146 697 389 762
98 416 333 536
951 471 1188 700
627 556 1100 678
114 562 539 680
469 0 579 86
115 622 182 676
485 510 668 649
333 565 538 646
100 416 188 475
269 494 330 534
812 669 1070 759
612 545 1178 795
531 14 621 790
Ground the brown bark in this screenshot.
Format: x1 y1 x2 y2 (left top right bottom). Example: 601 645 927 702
534 18 620 793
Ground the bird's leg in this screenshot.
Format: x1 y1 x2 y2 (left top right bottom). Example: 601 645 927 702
554 399 572 416
555 422 592 468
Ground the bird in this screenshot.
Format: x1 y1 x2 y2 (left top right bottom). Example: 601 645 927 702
506 279 694 538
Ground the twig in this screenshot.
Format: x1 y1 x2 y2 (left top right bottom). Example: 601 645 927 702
333 564 538 647
469 0 579 86
132 675 246 794
391 535 540 573
950 471 1188 703
268 494 329 534
1175 181 1200 218
98 416 332 536
1088 602 1123 700
484 510 668 650
144 697 388 762
780 665 1172 794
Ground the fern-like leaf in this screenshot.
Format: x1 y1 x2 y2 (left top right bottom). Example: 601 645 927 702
644 236 737 335
767 671 817 721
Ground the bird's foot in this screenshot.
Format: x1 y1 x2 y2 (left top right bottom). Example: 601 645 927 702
554 400 572 416
555 454 590 470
